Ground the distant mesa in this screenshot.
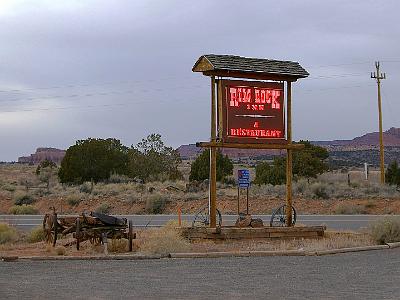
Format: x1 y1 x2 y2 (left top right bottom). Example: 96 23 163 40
18 148 66 165
17 127 400 164
177 127 400 160
313 127 400 149
177 144 286 160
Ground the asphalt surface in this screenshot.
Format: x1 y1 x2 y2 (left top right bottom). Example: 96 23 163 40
1 248 399 299
0 214 394 231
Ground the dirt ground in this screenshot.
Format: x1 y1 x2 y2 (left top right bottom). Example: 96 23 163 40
1 163 400 215
1 193 400 215
0 230 374 258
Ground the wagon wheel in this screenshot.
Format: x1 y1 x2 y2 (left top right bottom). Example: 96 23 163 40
42 213 58 246
270 205 296 227
192 206 222 227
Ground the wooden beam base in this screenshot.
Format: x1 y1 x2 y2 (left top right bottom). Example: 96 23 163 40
180 226 325 240
196 141 305 150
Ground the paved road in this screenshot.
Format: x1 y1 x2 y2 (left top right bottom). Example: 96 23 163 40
0 214 394 231
1 248 399 299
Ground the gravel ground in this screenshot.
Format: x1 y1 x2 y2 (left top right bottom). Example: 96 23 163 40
1 248 400 299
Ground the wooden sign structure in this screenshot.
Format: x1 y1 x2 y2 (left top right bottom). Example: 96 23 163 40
193 54 309 227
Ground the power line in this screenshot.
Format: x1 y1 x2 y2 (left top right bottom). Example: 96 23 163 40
0 75 202 94
296 83 375 93
0 93 204 114
0 83 208 104
0 68 387 95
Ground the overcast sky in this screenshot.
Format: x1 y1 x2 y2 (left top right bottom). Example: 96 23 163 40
0 0 399 161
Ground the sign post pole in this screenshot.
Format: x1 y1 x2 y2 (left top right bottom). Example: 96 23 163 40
286 81 293 226
209 76 217 228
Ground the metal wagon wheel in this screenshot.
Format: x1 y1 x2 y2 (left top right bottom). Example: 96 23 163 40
192 206 222 227
43 213 58 247
270 205 297 227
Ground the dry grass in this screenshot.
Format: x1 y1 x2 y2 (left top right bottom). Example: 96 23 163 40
108 238 128 253
138 224 190 255
9 204 39 215
334 203 367 215
370 216 400 244
27 226 45 243
295 231 373 251
191 231 374 252
0 223 19 244
55 246 66 255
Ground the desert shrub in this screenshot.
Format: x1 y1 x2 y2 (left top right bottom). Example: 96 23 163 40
128 134 183 182
189 149 233 182
370 217 400 244
108 173 131 184
123 195 141 204
9 205 39 215
13 191 35 205
109 238 128 253
79 182 93 194
251 183 286 198
28 226 45 243
182 192 201 202
145 194 168 214
2 184 16 192
310 182 332 199
66 194 81 206
139 225 190 255
55 246 66 255
59 138 129 184
102 184 124 196
386 161 400 186
294 179 308 195
96 202 112 214
334 203 366 215
0 223 18 244
365 200 376 209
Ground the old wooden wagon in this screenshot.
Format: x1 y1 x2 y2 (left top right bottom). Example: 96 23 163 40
43 209 134 251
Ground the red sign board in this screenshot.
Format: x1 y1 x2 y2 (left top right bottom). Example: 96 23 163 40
221 80 285 144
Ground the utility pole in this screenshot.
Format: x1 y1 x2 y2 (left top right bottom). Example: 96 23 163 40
371 61 386 184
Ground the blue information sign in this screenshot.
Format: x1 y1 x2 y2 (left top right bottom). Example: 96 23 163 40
237 169 250 188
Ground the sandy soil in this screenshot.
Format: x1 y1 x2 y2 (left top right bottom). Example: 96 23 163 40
1 193 400 215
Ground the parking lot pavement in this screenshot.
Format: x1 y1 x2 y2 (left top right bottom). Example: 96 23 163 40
1 248 400 299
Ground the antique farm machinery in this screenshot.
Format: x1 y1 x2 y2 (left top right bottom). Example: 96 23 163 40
43 207 134 251
191 204 297 227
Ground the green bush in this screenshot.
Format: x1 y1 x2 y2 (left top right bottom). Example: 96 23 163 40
189 149 233 182
13 191 35 205
2 184 16 192
79 182 93 194
28 226 45 243
386 161 400 186
66 194 81 206
370 217 400 244
0 223 18 244
9 205 39 215
95 203 112 214
145 194 167 214
311 183 330 199
108 173 131 184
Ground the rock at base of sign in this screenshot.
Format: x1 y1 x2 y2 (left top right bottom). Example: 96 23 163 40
235 214 252 227
250 218 264 228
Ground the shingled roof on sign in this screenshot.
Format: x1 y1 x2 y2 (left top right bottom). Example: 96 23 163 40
192 54 309 81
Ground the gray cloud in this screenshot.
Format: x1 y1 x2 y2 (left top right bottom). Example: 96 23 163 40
0 0 399 160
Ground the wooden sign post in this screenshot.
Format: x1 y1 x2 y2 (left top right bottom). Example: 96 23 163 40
193 55 309 228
